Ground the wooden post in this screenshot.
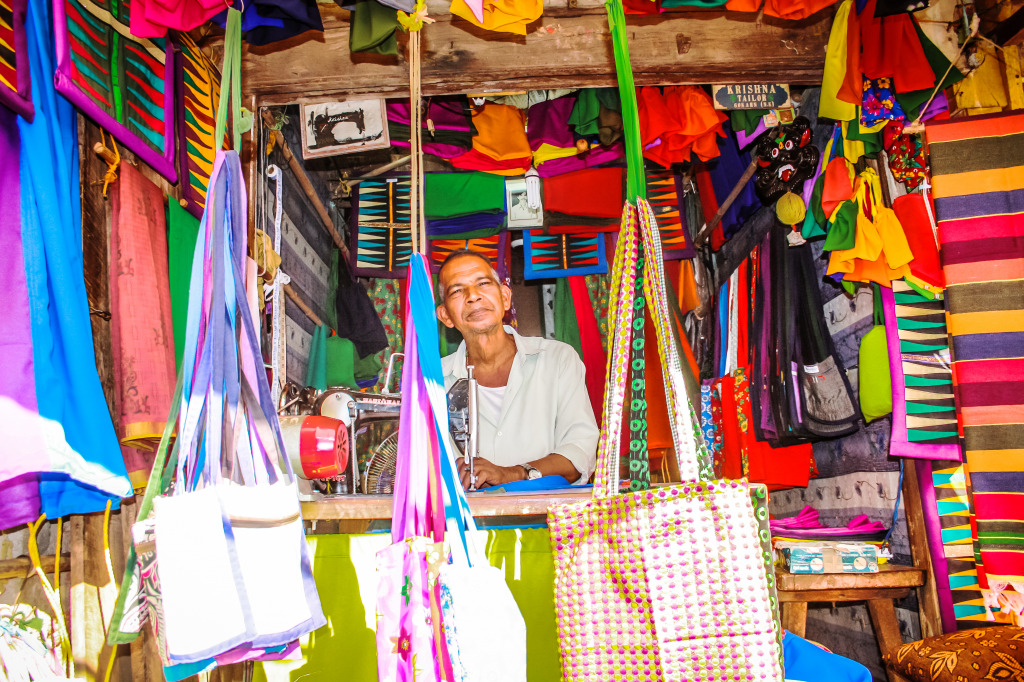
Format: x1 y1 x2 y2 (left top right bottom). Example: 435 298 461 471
901 460 943 639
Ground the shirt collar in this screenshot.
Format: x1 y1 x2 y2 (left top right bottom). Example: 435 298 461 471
448 325 541 379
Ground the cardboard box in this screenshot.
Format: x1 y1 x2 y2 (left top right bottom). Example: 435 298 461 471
777 542 879 574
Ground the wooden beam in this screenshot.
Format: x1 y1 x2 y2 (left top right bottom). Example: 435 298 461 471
242 5 830 104
990 5 1024 46
901 460 943 639
0 554 70 580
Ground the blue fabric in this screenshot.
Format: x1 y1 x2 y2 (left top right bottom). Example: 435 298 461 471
782 631 873 682
706 121 762 241
19 0 131 518
481 476 576 493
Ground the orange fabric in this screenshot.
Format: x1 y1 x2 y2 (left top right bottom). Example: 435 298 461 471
837 3 862 105
677 260 701 314
638 86 726 167
726 0 836 19
470 104 531 161
822 157 854 220
449 0 542 35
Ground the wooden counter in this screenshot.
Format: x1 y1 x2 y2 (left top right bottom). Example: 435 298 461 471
302 489 592 522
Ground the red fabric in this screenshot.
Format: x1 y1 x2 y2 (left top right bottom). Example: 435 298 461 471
892 193 944 288
568 276 606 425
822 158 854 220
638 86 726 167
694 165 726 250
858 0 935 92
726 0 837 21
623 0 661 14
544 168 625 218
449 149 532 175
131 0 228 37
717 375 744 479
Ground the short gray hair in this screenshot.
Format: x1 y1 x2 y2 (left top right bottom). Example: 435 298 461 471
436 249 501 303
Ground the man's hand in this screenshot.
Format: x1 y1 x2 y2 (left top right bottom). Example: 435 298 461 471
457 457 523 490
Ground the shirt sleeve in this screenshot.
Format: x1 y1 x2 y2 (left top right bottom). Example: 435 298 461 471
550 346 600 484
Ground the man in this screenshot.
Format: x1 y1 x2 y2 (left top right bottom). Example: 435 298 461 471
436 250 599 489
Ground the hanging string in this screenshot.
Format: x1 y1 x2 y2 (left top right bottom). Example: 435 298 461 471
910 13 980 129
100 130 120 197
400 0 432 255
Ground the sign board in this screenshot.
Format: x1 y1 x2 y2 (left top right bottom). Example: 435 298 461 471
712 84 791 110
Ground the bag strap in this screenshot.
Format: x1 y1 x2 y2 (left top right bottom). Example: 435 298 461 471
213 8 241 153
625 250 650 492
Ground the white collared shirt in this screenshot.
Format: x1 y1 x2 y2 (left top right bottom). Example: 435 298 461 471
442 326 599 484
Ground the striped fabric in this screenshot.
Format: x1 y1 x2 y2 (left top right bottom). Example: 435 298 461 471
428 232 507 274
52 0 176 180
523 231 607 280
351 176 413 278
176 33 221 219
0 0 32 119
891 280 959 445
928 112 1024 614
645 169 695 260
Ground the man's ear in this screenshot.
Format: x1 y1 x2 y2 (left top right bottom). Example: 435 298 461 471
501 283 513 313
437 303 456 329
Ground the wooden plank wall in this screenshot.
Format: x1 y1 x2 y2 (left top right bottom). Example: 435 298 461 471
241 3 831 103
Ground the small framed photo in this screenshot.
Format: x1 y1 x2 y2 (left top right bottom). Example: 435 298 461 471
300 99 390 160
505 178 544 229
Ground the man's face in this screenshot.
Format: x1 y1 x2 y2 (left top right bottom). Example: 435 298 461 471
436 255 511 336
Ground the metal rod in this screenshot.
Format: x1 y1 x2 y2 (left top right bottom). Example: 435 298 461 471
694 158 759 246
467 365 478 491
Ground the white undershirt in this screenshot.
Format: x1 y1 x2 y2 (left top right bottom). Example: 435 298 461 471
476 384 506 424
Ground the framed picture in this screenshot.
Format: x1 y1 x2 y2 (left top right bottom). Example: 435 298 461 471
300 99 390 160
505 177 544 229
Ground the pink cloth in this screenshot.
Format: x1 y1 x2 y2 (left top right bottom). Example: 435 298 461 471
130 0 229 37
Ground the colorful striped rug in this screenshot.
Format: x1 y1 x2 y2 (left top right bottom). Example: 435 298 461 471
928 112 1024 623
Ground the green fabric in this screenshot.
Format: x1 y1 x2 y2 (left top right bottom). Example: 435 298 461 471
607 0 645 200
802 173 827 239
425 172 507 219
306 325 328 390
846 117 883 158
166 199 201 371
569 88 601 137
859 320 892 423
896 21 966 120
554 278 583 360
325 334 358 388
349 0 399 56
730 109 768 136
823 199 858 251
353 351 383 382
254 530 561 682
660 0 727 7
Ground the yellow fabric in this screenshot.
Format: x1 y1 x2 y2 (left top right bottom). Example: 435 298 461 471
840 119 866 165
449 0 542 35
827 169 913 286
953 44 1012 114
533 142 583 166
819 0 857 122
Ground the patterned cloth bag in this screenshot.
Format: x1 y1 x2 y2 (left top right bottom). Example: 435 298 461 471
547 195 784 682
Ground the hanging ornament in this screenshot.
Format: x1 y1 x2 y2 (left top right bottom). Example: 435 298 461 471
753 116 819 204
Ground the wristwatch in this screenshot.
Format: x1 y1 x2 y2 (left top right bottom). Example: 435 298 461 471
520 463 542 481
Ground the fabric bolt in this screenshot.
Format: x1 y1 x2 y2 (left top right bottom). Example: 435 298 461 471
351 176 413 278
928 111 1024 616
542 168 625 231
1 0 133 529
0 0 32 120
638 85 726 166
110 164 177 488
450 148 532 176
130 0 225 36
883 121 926 190
528 96 626 176
568 88 621 142
389 97 476 158
553 277 583 359
462 103 530 161
861 76 905 125
425 214 505 238
424 172 506 218
54 0 177 181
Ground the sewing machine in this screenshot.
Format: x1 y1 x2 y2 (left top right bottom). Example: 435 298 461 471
279 354 480 499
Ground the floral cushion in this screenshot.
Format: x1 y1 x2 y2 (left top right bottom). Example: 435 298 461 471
882 626 1024 682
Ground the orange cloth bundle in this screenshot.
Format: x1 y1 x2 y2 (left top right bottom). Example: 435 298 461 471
450 103 533 175
449 0 542 36
638 85 726 167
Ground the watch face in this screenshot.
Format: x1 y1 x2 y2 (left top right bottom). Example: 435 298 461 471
528 467 542 480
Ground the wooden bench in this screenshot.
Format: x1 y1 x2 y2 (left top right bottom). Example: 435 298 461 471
777 563 925 681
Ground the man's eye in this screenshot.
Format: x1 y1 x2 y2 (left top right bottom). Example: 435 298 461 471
449 288 464 297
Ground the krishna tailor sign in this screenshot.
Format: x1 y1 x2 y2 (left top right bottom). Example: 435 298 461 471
712 84 791 110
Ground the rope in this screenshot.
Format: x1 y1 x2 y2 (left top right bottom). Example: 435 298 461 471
403 0 429 255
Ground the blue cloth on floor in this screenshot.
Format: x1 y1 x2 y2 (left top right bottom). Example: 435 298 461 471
783 630 873 682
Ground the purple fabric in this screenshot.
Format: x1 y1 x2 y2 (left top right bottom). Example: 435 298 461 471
707 121 762 240
387 98 473 132
916 459 958 633
920 92 948 122
51 2 177 182
770 506 886 537
426 212 506 237
527 97 578 149
0 106 47 526
881 286 962 460
755 231 777 439
535 146 625 178
0 0 33 120
389 139 469 159
735 119 768 150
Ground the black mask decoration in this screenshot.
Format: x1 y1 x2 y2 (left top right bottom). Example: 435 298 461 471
753 116 819 204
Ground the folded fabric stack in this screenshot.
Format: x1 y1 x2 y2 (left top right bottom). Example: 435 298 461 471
543 167 625 233
638 85 727 167
527 96 624 177
770 506 889 558
424 171 508 239
428 233 509 274
389 96 477 159
450 103 533 175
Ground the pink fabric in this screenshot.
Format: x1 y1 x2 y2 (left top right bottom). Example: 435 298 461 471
132 0 229 37
110 164 178 483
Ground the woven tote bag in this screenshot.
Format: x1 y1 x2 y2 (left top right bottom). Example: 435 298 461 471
548 199 784 682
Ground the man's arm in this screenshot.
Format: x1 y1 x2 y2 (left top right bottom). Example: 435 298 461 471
460 453 579 489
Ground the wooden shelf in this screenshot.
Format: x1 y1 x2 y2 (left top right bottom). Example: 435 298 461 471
301 489 592 521
776 563 925 596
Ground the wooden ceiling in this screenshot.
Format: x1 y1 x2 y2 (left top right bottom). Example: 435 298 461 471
241 2 833 104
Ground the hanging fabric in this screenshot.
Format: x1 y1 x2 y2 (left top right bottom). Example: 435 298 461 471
351 175 415 278
0 0 33 120
176 32 223 218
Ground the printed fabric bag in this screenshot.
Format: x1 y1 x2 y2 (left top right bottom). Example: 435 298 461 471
548 196 784 682
106 13 325 674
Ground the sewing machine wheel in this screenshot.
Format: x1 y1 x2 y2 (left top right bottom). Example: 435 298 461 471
363 431 399 494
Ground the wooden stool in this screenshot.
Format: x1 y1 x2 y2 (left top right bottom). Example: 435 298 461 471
776 563 925 682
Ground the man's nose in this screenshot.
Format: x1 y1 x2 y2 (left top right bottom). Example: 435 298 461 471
464 285 482 301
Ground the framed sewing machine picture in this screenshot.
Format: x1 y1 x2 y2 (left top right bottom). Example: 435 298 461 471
299 98 390 159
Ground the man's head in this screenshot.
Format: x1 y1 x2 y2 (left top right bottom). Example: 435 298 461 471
436 250 512 337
